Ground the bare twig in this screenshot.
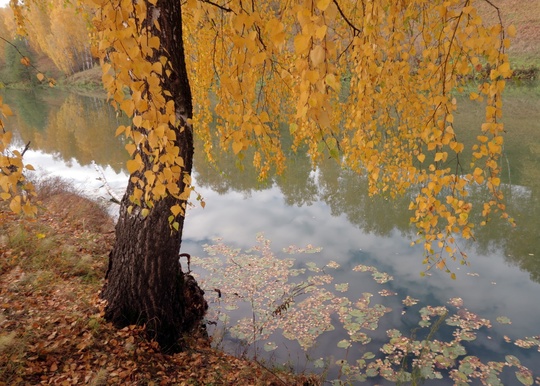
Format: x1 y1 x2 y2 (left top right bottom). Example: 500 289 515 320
92 161 122 204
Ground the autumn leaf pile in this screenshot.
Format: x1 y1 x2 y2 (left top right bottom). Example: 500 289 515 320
0 181 315 385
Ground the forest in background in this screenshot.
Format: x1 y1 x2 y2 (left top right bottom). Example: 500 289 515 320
0 0 96 86
0 0 538 88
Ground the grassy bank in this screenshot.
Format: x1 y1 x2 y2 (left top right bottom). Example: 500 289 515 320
0 178 316 386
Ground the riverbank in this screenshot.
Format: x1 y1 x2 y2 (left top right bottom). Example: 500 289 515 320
0 178 317 385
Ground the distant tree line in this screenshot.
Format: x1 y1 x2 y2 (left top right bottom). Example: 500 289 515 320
0 1 96 83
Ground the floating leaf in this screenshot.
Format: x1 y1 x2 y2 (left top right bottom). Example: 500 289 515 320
362 352 375 360
313 358 325 368
263 341 277 351
335 283 349 292
505 355 521 366
496 316 512 325
515 369 533 386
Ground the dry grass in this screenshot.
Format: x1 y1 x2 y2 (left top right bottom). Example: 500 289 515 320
477 0 540 71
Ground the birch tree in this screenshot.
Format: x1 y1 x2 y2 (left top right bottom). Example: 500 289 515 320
1 0 515 350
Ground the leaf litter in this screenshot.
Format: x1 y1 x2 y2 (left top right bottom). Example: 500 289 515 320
0 187 315 386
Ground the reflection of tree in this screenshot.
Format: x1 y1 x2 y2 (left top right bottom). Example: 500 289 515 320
193 138 271 194
6 88 540 283
275 153 318 207
194 90 540 283
1 89 50 131
472 184 540 283
45 94 129 172
317 159 413 237
454 88 540 282
8 90 129 173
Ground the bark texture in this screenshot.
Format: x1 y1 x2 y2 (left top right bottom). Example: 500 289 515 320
101 0 206 352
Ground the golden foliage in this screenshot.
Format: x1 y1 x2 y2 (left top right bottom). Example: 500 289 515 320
1 0 517 269
91 0 193 223
182 0 515 268
0 96 37 217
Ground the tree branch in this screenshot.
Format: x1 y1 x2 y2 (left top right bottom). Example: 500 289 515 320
198 0 234 13
333 0 361 35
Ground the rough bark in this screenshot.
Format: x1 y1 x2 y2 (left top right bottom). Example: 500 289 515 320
101 0 206 352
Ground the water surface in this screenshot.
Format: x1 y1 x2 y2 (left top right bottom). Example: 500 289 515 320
2 85 540 383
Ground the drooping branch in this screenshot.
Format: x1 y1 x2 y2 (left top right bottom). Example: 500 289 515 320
0 35 55 85
198 0 234 13
332 0 361 35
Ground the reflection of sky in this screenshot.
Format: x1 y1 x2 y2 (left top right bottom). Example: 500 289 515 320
17 148 540 383
21 149 127 206
182 179 540 382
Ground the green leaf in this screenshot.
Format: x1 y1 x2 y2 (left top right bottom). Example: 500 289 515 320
335 283 349 292
263 341 277 351
289 123 298 134
362 352 375 360
337 339 351 349
515 370 533 386
313 358 325 368
505 355 521 366
496 316 512 325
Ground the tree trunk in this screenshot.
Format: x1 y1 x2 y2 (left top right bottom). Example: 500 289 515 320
101 0 206 353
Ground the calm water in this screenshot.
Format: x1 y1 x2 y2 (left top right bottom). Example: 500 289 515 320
2 86 540 383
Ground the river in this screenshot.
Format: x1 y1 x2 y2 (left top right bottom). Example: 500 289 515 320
2 85 540 384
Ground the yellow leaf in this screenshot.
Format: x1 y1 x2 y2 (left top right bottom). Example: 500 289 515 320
126 160 140 174
121 100 135 117
171 204 183 216
294 35 311 54
133 115 143 127
2 104 13 117
36 73 45 81
310 45 325 67
148 36 160 49
232 141 243 155
9 197 21 213
507 24 517 38
141 208 150 218
125 143 137 156
434 152 446 162
251 52 267 66
498 62 512 78
153 183 166 197
116 125 127 137
315 25 328 40
436 259 446 270
316 0 331 11
127 154 142 174
20 57 30 66
325 74 341 92
417 154 425 163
